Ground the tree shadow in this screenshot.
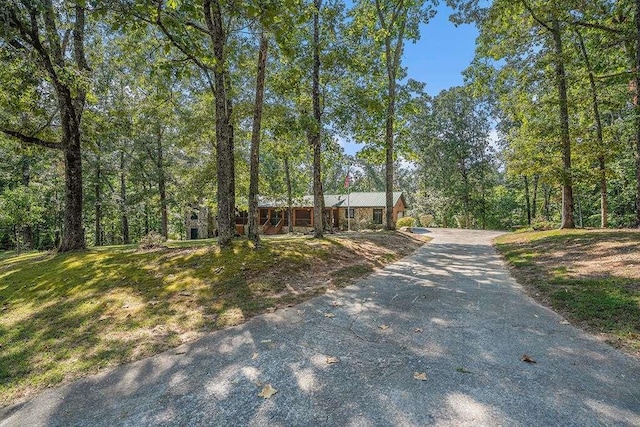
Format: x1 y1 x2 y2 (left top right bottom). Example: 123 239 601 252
2 233 639 425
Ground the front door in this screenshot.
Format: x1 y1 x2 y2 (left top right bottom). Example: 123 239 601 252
190 228 198 239
271 210 281 226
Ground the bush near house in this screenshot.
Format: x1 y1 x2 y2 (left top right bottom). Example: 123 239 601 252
396 217 415 228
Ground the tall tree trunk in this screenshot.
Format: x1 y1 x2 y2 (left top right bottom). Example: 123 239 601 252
226 74 236 236
120 150 130 244
532 174 539 220
375 0 406 231
311 0 325 238
204 0 235 247
59 116 86 252
552 18 574 229
599 156 608 228
248 32 269 244
284 156 293 233
21 154 33 249
575 29 608 228
543 185 551 219
524 175 531 226
94 144 102 246
384 81 396 230
59 3 88 251
156 127 168 239
635 0 640 227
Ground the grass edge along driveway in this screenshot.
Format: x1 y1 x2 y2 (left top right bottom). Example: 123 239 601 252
495 229 640 357
0 231 428 407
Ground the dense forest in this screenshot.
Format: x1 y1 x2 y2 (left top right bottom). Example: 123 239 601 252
1 0 639 252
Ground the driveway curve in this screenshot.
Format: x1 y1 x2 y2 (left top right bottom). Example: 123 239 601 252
2 228 639 426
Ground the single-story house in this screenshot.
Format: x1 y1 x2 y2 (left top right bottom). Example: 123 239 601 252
184 192 407 239
257 191 407 234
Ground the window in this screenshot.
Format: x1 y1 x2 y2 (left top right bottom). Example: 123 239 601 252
190 212 198 220
294 209 311 226
345 208 355 219
373 209 383 225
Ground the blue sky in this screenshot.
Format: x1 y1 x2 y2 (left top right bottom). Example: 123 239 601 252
340 3 479 156
404 4 479 96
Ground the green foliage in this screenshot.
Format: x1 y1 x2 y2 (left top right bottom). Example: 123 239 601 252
0 186 46 231
396 216 415 227
408 85 500 229
418 214 434 227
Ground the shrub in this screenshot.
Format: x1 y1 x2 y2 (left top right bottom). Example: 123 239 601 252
396 216 415 228
138 231 166 249
418 215 434 227
0 232 12 251
37 233 56 251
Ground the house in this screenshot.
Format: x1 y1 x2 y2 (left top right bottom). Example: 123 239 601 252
257 191 407 234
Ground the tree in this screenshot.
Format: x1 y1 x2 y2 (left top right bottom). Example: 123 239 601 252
0 1 91 251
247 32 269 244
410 86 494 228
350 0 436 230
310 0 325 238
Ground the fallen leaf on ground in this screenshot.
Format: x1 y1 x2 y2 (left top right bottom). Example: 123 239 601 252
252 352 259 360
379 324 390 330
414 328 423 333
330 301 342 307
521 354 537 363
456 367 471 374
266 307 277 313
258 384 278 399
324 313 335 318
214 267 224 274
175 349 187 355
326 356 339 364
413 372 427 381
559 320 570 325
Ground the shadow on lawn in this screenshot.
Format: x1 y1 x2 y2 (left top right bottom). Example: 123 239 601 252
496 231 640 353
2 234 639 426
0 233 424 406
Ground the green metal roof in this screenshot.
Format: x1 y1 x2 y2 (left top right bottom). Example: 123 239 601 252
258 192 405 208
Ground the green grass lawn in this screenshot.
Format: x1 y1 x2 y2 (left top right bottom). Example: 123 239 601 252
0 232 426 406
495 229 640 356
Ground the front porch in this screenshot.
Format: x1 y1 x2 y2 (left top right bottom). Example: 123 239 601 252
258 207 340 234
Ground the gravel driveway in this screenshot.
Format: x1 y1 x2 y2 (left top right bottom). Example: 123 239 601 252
2 228 639 426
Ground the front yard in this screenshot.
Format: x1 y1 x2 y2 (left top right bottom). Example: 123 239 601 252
0 231 427 407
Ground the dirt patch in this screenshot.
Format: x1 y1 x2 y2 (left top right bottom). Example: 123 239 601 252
245 231 427 302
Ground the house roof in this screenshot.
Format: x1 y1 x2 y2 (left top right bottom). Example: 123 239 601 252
259 192 405 209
